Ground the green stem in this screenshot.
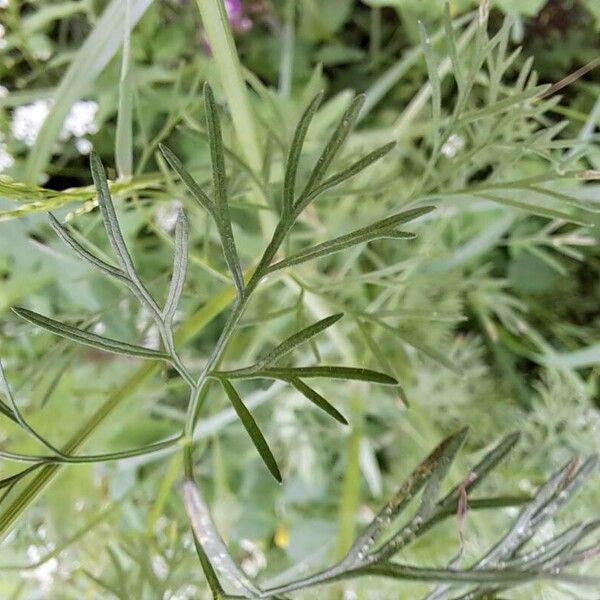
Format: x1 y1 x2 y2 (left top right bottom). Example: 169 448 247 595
336 395 362 560
195 0 261 172
0 434 183 464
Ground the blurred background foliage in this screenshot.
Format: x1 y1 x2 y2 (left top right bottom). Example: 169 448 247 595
0 0 599 598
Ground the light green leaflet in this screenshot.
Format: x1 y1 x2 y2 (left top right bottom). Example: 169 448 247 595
220 379 282 483
12 307 169 361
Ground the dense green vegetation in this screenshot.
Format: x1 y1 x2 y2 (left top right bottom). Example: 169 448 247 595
0 1 599 598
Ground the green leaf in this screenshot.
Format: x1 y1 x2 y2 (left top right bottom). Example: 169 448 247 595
269 205 435 271
90 151 161 313
162 209 189 325
305 141 396 204
256 313 343 369
413 427 468 523
298 94 365 205
90 151 137 278
220 366 397 385
439 432 521 511
220 379 282 483
12 307 169 361
159 144 215 215
48 214 130 285
456 86 548 126
356 562 593 586
344 429 469 565
203 83 245 297
283 92 324 214
289 378 348 425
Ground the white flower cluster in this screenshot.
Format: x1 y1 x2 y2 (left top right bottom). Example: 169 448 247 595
155 199 182 233
11 99 98 153
0 0 9 8
10 100 50 147
0 135 14 172
441 133 465 159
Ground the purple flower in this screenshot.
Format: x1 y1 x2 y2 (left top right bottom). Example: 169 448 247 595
224 0 252 32
224 0 243 21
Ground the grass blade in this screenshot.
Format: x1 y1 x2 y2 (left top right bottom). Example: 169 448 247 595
25 0 154 182
283 92 324 214
12 307 169 361
115 0 134 179
443 5 463 92
289 378 348 425
477 192 590 225
220 379 282 483
162 209 189 325
204 83 245 297
418 21 441 141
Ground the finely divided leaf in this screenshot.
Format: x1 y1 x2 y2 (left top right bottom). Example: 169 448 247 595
255 313 343 370
203 83 245 297
163 209 188 325
305 141 396 204
298 94 366 205
283 92 324 214
90 152 160 313
158 144 215 215
439 432 520 511
220 379 282 483
414 427 469 523
49 214 130 284
289 378 348 425
344 429 470 565
90 151 137 279
268 206 435 272
220 366 397 385
356 562 592 586
13 307 169 361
